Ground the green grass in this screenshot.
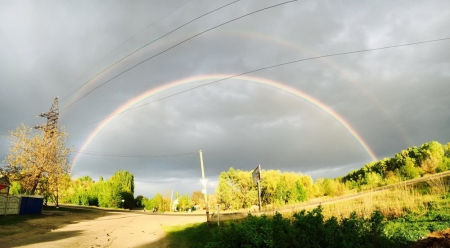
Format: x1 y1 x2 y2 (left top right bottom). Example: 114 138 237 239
164 222 217 248
383 199 450 245
0 215 45 236
0 210 47 226
163 192 450 248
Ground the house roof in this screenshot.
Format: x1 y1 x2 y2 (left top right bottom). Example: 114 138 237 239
0 175 11 186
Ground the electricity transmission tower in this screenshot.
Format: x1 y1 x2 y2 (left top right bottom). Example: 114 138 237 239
35 97 59 136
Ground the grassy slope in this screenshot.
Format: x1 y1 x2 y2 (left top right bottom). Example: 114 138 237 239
163 177 450 247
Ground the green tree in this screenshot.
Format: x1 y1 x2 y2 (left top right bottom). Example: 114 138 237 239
135 195 144 208
364 172 384 187
153 193 164 211
398 157 420 179
216 172 232 209
60 170 135 209
437 156 450 172
275 176 287 204
295 181 307 202
142 197 156 210
260 170 282 205
420 141 444 174
216 169 312 207
178 194 192 211
108 170 134 208
9 181 24 195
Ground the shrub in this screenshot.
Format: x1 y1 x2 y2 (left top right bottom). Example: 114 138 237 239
203 206 394 248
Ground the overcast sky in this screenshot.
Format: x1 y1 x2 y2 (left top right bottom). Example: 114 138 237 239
1 0 449 198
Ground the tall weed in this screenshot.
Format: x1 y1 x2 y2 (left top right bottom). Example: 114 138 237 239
318 184 445 220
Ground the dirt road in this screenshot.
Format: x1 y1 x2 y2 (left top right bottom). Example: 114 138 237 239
4 212 207 248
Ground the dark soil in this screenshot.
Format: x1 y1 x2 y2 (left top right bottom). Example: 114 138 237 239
410 228 450 248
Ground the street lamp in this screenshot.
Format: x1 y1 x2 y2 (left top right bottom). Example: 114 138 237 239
121 199 125 209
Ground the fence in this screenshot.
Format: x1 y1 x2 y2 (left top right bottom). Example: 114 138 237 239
0 195 21 215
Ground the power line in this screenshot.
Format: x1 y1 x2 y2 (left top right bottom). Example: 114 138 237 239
0 0 241 134
60 0 241 103
0 1 194 134
60 0 193 102
70 36 450 131
171 152 199 191
61 0 297 112
72 149 195 158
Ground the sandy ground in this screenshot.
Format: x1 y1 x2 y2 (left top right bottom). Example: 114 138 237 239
3 212 207 248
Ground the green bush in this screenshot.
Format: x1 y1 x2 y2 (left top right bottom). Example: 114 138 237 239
203 206 395 248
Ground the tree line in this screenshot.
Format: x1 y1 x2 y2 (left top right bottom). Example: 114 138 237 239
1 124 135 209
57 170 135 209
135 141 450 211
2 124 448 211
216 168 311 210
341 141 450 189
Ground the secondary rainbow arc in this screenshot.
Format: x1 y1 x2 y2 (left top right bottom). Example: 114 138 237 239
62 28 410 149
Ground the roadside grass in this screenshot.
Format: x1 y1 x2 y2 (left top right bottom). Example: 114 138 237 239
0 206 106 243
163 177 450 247
299 177 450 220
164 205 450 248
164 223 216 248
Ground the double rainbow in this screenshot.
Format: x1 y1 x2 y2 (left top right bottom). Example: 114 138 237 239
71 74 377 168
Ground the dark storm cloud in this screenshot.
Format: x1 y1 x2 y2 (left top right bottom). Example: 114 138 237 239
1 0 450 197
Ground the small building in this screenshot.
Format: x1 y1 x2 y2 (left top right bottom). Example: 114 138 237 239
0 175 16 215
0 176 43 215
0 175 10 195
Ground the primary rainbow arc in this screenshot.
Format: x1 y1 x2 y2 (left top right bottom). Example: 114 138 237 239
71 74 377 168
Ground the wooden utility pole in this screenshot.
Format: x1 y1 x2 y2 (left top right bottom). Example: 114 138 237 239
170 190 173 212
199 150 210 224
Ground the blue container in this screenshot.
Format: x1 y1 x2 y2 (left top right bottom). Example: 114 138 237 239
19 196 43 215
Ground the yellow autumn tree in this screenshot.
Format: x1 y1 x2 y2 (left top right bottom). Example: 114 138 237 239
2 124 72 205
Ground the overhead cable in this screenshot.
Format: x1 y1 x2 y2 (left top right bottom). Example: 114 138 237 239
61 0 298 111
60 0 241 103
72 149 195 158
72 36 450 130
0 0 193 133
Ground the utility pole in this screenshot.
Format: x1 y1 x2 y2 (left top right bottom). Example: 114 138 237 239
170 190 174 212
199 150 210 225
35 97 59 136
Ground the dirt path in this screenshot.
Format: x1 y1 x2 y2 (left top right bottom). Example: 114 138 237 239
3 212 207 248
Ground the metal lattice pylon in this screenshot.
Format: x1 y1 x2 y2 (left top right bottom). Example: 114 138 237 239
35 97 59 135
